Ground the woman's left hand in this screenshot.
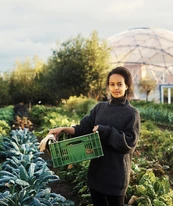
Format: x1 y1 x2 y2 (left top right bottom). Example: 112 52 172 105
93 125 99 133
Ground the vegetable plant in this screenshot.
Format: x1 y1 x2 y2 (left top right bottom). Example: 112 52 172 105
0 129 74 206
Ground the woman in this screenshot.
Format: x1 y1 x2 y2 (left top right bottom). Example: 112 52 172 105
41 66 140 206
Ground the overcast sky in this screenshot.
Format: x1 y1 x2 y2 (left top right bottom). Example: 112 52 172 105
1 0 173 72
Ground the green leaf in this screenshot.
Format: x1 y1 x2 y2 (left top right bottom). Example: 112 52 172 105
10 141 20 151
19 164 29 181
15 178 29 186
28 163 35 178
78 185 87 194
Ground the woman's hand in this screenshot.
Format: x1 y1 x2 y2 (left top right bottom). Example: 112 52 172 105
93 125 99 133
48 127 75 140
48 127 64 140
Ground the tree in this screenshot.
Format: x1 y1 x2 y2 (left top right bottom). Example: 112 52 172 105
138 78 157 101
84 30 111 100
46 31 111 102
47 34 87 102
9 56 45 110
0 73 12 105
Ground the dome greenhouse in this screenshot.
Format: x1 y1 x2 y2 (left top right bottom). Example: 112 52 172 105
107 27 173 102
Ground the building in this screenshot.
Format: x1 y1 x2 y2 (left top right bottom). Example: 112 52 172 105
107 27 173 103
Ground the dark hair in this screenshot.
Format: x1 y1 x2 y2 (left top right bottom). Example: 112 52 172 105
106 66 134 98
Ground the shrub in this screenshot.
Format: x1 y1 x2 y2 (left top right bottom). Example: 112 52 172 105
29 105 47 125
0 106 14 125
62 95 97 116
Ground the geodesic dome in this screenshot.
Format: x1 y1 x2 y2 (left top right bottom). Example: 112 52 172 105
107 27 173 100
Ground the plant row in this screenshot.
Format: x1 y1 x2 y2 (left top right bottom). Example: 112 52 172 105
0 127 74 206
1 99 173 205
132 101 173 125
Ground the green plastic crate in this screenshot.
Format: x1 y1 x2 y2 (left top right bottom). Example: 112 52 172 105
48 132 104 167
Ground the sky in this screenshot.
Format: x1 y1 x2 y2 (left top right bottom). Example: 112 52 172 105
1 0 173 73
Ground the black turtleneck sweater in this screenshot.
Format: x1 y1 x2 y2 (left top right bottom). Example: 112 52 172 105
73 97 140 196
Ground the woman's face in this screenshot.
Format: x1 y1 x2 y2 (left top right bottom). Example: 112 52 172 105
108 73 128 98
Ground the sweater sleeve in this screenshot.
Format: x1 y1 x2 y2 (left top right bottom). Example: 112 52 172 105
98 109 140 153
73 104 97 137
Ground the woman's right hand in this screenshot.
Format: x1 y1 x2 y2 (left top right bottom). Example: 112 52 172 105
48 127 64 140
48 126 75 140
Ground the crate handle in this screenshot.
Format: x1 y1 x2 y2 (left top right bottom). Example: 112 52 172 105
48 139 57 144
66 140 83 147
